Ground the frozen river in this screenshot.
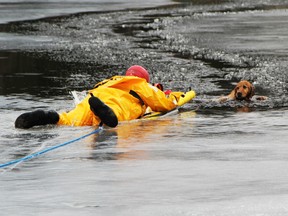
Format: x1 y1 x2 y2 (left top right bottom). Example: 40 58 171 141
1 0 288 215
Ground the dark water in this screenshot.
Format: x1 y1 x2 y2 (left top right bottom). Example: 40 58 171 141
1 0 288 215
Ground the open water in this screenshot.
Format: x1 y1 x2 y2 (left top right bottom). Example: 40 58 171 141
0 0 288 215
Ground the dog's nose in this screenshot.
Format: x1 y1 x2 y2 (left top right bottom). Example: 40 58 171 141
236 92 242 98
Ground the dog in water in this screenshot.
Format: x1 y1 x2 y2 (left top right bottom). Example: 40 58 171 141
218 80 268 102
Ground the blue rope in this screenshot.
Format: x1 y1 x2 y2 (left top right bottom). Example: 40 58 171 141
0 127 102 169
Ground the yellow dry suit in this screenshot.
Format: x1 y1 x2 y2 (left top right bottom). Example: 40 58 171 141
58 76 184 126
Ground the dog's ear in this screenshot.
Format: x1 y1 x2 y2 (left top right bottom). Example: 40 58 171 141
232 85 239 96
247 84 255 99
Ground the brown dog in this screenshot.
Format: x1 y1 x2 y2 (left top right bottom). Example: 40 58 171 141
218 80 267 102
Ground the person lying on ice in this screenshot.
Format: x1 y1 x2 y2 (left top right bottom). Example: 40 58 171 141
15 65 184 129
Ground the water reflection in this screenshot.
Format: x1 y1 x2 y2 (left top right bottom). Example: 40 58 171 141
89 116 192 161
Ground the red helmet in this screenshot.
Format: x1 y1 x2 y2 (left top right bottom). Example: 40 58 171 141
125 65 150 82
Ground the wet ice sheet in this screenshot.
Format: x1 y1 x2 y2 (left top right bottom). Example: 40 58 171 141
1 105 288 215
183 9 288 54
0 0 175 24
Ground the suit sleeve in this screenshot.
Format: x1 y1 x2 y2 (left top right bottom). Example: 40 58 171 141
135 84 178 112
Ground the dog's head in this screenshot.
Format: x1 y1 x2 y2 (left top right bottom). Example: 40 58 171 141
234 80 255 101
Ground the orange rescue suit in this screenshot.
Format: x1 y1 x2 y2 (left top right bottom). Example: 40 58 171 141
58 76 183 126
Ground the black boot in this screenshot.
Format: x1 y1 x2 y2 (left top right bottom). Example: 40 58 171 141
15 110 59 129
88 94 118 128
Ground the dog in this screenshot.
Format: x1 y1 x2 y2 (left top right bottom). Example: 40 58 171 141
218 80 267 102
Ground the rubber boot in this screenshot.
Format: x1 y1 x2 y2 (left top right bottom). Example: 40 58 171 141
88 94 118 128
15 110 59 129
